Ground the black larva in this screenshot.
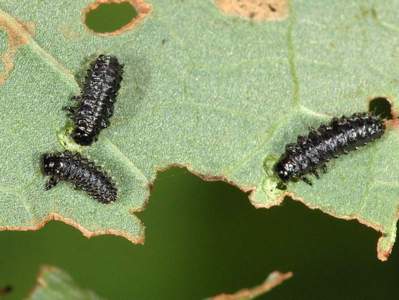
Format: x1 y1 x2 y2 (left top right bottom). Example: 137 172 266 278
274 112 385 188
42 151 117 204
66 54 124 146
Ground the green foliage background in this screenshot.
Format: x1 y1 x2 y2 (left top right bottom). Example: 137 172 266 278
0 2 399 300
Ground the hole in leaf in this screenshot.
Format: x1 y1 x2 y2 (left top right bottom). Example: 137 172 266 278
85 1 138 34
368 97 393 120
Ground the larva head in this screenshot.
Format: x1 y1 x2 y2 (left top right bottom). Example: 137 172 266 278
42 153 62 176
368 116 386 138
98 54 122 67
71 128 94 146
274 158 296 182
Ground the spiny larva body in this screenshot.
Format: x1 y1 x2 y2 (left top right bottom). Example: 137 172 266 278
274 112 385 188
42 151 117 203
66 54 124 146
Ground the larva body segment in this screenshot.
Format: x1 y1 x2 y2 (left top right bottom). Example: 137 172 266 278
274 112 385 187
42 151 117 204
67 54 124 146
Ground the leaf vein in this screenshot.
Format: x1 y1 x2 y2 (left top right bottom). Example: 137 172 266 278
286 0 300 106
103 138 149 185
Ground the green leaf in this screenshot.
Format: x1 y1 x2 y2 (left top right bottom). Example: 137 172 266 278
207 271 293 300
0 1 398 260
28 266 106 300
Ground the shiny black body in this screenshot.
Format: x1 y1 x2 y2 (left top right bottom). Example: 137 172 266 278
67 55 123 146
274 113 385 187
42 151 117 203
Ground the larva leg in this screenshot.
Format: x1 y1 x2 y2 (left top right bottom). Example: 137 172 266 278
71 95 82 102
321 164 328 173
297 135 307 145
308 130 320 139
100 119 108 129
312 169 320 179
285 143 297 153
331 117 339 127
276 182 287 190
45 177 60 190
62 106 76 116
302 177 313 185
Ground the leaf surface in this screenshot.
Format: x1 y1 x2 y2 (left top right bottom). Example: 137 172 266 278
28 266 105 300
0 0 399 259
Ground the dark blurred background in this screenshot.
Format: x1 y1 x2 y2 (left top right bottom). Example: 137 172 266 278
1 3 398 299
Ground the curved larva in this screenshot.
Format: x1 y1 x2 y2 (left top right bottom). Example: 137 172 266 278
66 54 124 146
42 151 117 204
274 112 386 188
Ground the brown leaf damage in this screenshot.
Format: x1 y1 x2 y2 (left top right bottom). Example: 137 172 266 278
0 212 144 245
209 271 293 300
0 14 35 85
215 0 288 22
